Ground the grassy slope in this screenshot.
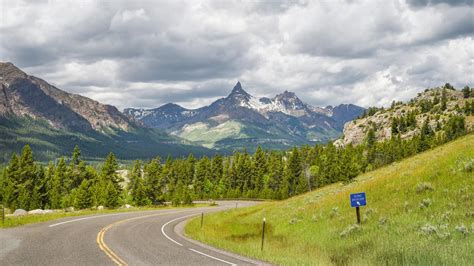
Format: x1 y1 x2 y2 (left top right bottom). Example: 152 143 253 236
0 116 213 162
186 134 474 265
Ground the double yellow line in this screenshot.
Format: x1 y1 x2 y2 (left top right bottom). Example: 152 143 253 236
96 210 190 266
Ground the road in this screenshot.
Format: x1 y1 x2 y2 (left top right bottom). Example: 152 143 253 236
0 201 267 265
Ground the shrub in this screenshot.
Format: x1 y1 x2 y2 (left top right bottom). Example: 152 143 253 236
340 224 360 237
419 198 432 209
416 182 434 193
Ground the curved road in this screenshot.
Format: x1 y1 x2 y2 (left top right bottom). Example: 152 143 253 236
0 201 267 265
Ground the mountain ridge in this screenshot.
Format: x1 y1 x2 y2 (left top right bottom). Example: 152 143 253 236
0 62 213 161
124 82 365 150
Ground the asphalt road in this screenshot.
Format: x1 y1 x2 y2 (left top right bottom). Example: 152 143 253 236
0 201 267 265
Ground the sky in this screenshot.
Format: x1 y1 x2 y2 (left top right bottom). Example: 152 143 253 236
0 0 472 110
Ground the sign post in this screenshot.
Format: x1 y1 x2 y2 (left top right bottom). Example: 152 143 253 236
200 212 204 228
261 217 266 251
350 192 366 224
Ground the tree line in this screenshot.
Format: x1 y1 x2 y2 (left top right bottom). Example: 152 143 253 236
0 115 469 211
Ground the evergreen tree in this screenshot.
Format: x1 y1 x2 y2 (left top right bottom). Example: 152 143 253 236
285 147 302 196
144 157 163 205
441 88 448 111
3 154 19 209
366 126 376 148
74 179 92 209
100 153 122 208
419 120 434 152
194 157 211 199
252 146 267 192
105 181 120 208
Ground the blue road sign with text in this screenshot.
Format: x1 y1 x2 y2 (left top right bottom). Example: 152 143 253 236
350 192 366 207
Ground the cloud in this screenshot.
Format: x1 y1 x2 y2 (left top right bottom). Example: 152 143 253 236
0 0 472 110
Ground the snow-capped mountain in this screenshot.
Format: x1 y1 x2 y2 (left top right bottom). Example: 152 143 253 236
124 82 365 151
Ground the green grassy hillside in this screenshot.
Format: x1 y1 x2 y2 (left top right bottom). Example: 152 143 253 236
0 116 214 163
186 134 474 265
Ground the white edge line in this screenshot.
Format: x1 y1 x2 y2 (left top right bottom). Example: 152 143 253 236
161 214 199 246
189 248 237 266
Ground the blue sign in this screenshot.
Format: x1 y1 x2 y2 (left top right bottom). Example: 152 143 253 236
350 192 366 207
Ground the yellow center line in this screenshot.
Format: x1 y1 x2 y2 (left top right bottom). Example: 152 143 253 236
96 209 194 266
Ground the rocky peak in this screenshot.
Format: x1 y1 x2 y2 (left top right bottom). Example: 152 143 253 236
274 90 305 110
228 81 251 99
158 103 187 112
0 62 28 82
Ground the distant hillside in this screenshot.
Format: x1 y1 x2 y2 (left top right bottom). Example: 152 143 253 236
0 62 212 161
336 84 474 146
125 82 365 150
186 134 474 265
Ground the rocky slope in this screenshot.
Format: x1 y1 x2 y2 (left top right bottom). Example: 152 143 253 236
0 62 212 161
0 62 134 132
336 85 474 146
125 82 365 150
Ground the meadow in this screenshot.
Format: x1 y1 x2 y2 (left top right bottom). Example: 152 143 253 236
186 134 474 265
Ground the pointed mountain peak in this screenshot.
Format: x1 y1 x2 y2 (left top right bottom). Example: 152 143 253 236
0 61 28 80
160 103 185 110
229 81 250 97
280 90 297 98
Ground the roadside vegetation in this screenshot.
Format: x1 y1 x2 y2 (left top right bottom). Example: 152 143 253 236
0 203 210 229
185 134 474 265
0 112 468 213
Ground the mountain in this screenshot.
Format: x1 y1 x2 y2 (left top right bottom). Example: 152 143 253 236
335 84 474 146
125 82 365 150
0 62 135 132
0 62 212 162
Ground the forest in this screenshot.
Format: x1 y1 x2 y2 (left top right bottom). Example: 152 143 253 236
0 114 468 211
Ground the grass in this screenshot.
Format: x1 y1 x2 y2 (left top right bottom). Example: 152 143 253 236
185 134 474 265
0 204 210 229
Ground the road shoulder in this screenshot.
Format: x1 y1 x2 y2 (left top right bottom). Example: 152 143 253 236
174 219 272 266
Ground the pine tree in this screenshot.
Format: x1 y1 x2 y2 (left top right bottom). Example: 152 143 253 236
366 126 376 148
419 120 434 152
144 157 163 205
285 147 302 196
3 154 19 209
441 88 448 111
17 145 37 210
105 181 120 208
74 179 92 209
100 153 122 208
128 160 142 203
194 157 211 199
252 146 267 192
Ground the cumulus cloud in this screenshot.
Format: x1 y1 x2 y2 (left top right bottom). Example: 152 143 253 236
0 0 472 110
